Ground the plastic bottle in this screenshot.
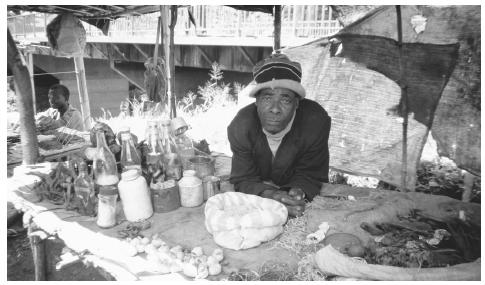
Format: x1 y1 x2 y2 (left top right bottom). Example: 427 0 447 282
178 170 203 207
120 131 142 173
118 169 153 221
73 161 97 216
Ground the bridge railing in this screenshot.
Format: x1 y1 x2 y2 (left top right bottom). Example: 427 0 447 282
8 5 341 46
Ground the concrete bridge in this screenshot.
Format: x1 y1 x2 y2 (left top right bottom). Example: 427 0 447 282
8 6 341 118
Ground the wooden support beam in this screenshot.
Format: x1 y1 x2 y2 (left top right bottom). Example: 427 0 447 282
162 5 178 118
73 56 91 131
88 43 109 59
110 43 129 61
84 5 113 14
28 225 47 281
273 5 282 52
238 46 255 66
109 59 146 92
195 46 214 66
133 44 148 60
50 5 95 16
26 52 36 114
7 29 39 164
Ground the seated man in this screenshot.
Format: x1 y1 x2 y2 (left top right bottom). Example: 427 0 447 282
228 53 331 217
35 84 84 131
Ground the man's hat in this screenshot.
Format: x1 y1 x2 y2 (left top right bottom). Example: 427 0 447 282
248 53 306 98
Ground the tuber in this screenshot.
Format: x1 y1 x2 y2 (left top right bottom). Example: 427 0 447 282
212 248 224 262
208 262 222 276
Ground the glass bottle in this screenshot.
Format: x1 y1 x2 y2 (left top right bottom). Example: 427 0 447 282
145 123 165 184
73 161 97 216
172 118 195 170
120 131 142 173
160 120 182 180
93 130 119 186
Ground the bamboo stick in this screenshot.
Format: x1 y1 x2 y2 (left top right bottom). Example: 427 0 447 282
396 5 409 192
7 29 39 165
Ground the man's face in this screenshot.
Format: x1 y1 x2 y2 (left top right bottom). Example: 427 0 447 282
255 87 299 134
48 89 66 109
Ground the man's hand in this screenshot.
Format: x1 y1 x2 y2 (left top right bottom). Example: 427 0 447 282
261 189 306 217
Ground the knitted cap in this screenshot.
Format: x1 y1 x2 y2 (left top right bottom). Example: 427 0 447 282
248 53 306 98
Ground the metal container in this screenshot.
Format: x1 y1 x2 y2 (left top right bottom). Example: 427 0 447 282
203 175 221 201
150 179 181 213
188 155 215 179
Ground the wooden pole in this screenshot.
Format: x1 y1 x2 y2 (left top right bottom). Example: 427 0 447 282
26 51 37 114
73 56 91 131
28 225 47 281
274 5 282 53
163 5 178 118
7 29 39 165
396 6 409 192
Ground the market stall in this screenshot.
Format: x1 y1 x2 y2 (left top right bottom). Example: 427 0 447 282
6 5 481 282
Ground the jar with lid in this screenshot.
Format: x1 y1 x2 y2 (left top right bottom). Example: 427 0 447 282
178 170 203 207
118 169 153 222
97 185 118 228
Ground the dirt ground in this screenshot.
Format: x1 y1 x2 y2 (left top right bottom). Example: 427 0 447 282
7 217 111 281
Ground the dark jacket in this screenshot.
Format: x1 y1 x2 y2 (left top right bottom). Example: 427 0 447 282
227 99 331 200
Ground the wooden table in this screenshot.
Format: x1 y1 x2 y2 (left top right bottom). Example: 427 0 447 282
7 127 90 168
7 156 299 281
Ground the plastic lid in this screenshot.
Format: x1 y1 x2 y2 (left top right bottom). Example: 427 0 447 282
121 132 132 140
183 170 196 177
160 119 171 127
119 126 130 133
121 169 140 181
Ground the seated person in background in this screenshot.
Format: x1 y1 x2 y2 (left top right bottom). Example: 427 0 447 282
227 53 331 217
35 84 84 131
